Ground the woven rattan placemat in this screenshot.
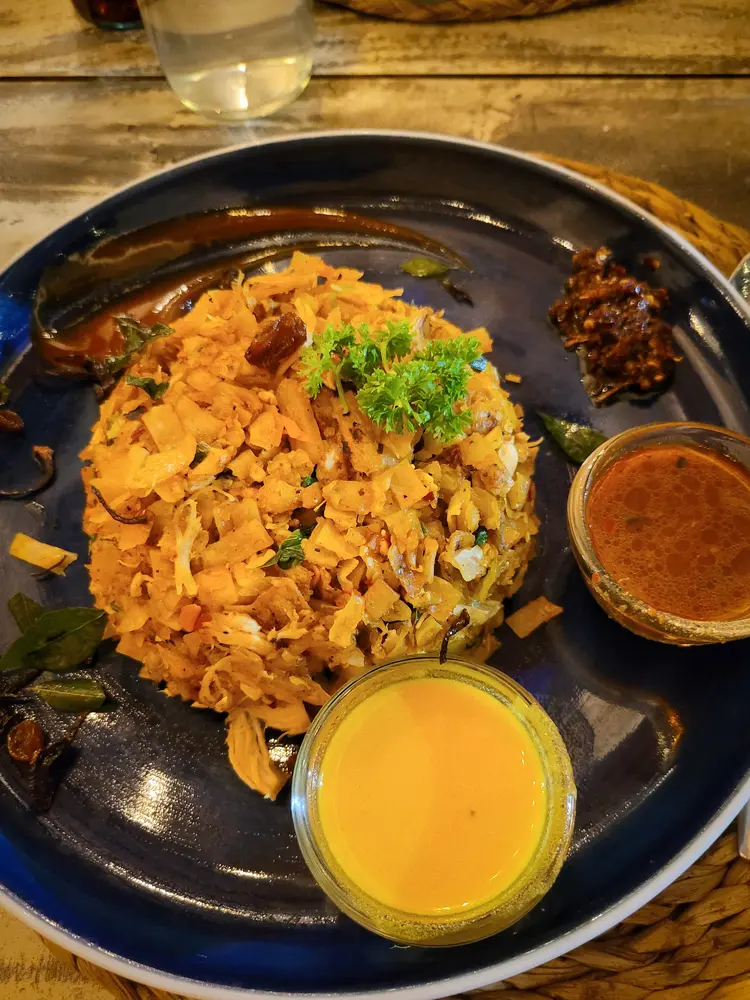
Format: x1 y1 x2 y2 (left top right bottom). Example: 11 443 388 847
322 0 603 24
34 158 750 1000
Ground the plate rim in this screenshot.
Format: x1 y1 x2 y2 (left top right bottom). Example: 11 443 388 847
1 128 749 1000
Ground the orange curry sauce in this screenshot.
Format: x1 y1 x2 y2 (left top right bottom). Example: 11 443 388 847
587 443 750 621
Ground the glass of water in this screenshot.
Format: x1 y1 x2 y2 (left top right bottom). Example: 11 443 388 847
138 0 314 122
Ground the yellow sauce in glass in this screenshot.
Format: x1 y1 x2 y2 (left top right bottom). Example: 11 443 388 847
317 677 547 916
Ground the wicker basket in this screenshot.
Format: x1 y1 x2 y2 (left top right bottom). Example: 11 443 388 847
321 0 606 24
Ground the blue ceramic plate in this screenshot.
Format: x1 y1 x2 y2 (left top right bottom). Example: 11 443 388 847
1 133 750 1000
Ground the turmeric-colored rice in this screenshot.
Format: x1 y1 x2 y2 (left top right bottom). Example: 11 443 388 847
82 253 539 798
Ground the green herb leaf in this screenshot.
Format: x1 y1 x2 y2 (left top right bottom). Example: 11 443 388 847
300 472 317 488
539 412 608 464
8 593 44 633
299 324 357 399
357 337 479 441
125 375 170 399
95 316 173 378
277 542 305 570
375 320 412 364
356 366 426 436
264 530 307 570
32 676 107 713
0 608 107 673
474 527 489 546
299 321 414 405
401 257 450 280
300 323 482 443
116 315 173 347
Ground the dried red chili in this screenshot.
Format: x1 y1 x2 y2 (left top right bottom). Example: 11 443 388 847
439 608 471 665
91 483 149 525
549 246 681 404
7 719 45 764
0 410 24 433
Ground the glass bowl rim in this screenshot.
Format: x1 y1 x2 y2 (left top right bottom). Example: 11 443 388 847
290 655 576 946
567 420 750 643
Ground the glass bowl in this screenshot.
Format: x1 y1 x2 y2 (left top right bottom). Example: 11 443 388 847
567 421 750 646
291 656 576 946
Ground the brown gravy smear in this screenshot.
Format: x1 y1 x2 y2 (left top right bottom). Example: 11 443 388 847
587 443 750 621
34 207 466 373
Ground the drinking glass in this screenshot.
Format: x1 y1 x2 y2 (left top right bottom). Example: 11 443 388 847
138 0 314 122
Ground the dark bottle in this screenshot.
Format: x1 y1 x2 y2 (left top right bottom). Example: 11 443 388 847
72 0 142 29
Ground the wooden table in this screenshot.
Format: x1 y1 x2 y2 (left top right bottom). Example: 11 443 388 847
0 1 749 996
1 0 750 274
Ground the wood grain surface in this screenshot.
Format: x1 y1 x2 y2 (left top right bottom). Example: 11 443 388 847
0 911 110 1000
0 0 748 78
0 74 748 268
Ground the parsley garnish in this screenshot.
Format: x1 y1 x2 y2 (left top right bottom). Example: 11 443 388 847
300 322 481 442
299 321 411 414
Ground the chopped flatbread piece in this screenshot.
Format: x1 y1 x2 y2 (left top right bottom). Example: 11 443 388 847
9 533 78 576
506 596 563 638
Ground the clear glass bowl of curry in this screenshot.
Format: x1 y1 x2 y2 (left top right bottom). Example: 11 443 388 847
291 656 576 946
568 422 750 645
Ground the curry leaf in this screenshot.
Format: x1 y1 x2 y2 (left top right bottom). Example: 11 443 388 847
125 375 169 399
539 412 608 464
0 608 107 673
32 676 107 712
474 527 489 546
401 257 450 280
94 316 173 378
264 528 312 570
8 593 44 633
116 316 173 345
